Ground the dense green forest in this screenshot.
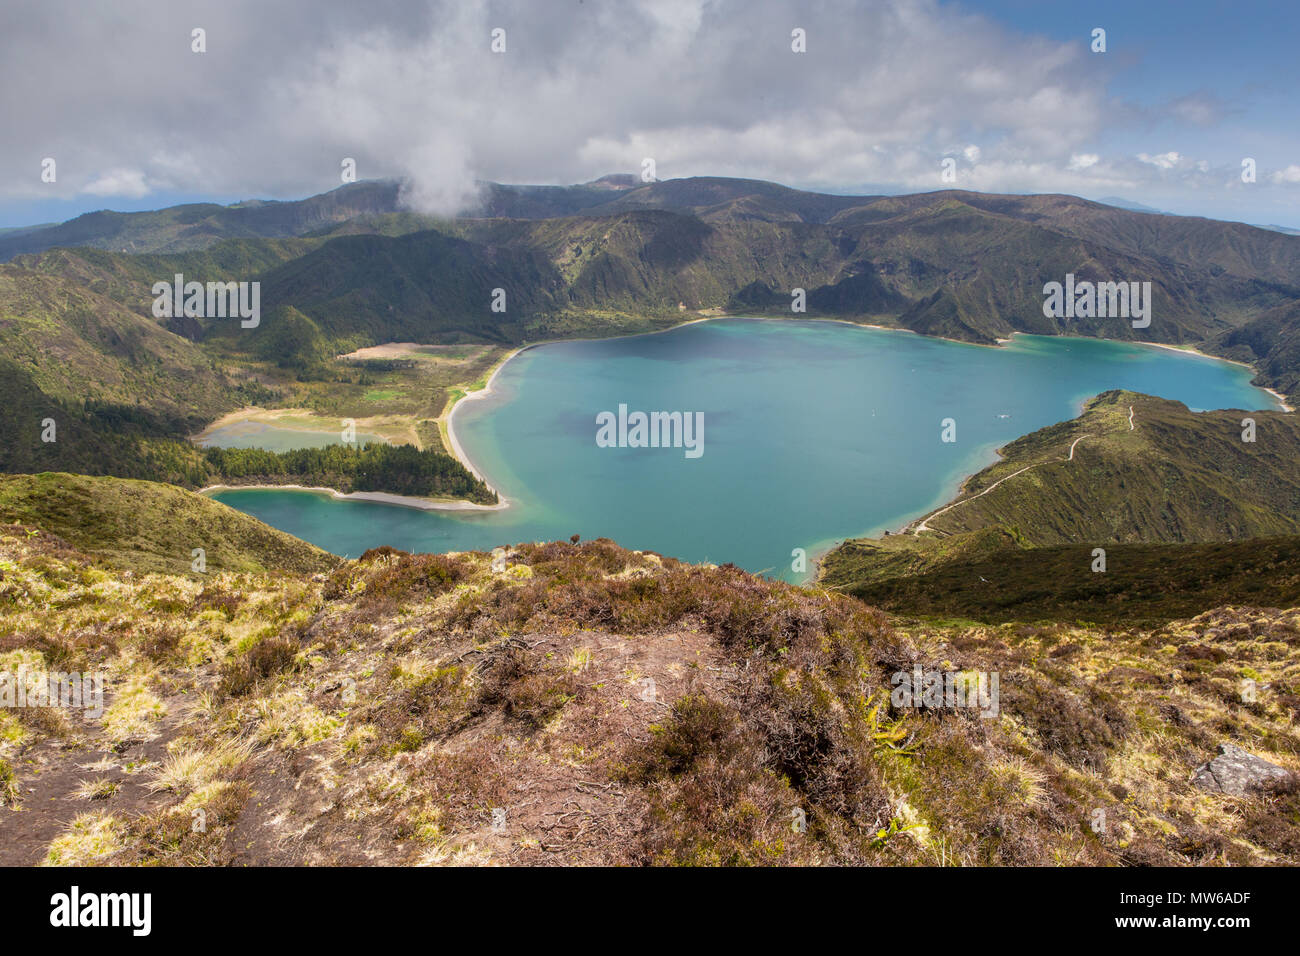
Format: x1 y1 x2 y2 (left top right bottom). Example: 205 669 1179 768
203 443 497 502
0 366 494 504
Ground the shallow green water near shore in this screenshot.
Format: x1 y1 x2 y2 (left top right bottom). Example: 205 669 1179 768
198 421 384 451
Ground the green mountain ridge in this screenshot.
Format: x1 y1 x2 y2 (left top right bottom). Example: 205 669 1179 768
820 390 1300 623
4 176 1300 514
904 391 1300 544
0 182 403 259
7 178 1300 394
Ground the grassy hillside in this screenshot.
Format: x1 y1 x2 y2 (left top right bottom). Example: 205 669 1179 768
906 390 1300 544
0 265 235 419
0 473 335 574
1216 298 1300 398
249 196 1297 355
12 239 318 321
0 257 493 502
0 500 1295 865
820 390 1300 623
0 262 277 485
6 175 1300 512
823 532 1300 625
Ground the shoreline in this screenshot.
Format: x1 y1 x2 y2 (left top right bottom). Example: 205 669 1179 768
440 314 721 503
199 315 1294 532
442 345 533 507
1134 341 1294 411
807 448 1006 586
808 333 1295 583
198 483 508 512
441 315 1295 544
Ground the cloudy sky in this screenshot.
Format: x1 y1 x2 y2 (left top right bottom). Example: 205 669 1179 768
3 0 1299 228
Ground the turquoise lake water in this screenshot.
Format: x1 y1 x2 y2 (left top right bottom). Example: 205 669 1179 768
212 319 1281 582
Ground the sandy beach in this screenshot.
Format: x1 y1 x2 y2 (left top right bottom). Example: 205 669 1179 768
1136 341 1294 411
197 483 509 512
197 317 1294 527
442 347 531 506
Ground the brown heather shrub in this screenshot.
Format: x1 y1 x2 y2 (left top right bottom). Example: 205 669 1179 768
0 757 17 808
538 579 617 629
598 564 890 658
327 547 466 604
623 696 743 781
619 696 810 865
123 781 251 864
566 538 634 574
408 750 514 832
26 625 116 673
190 585 244 619
447 577 552 632
217 634 300 698
368 664 472 749
900 722 1058 865
1241 775 1300 856
1175 822 1250 865
744 670 884 826
16 703 73 739
473 645 580 729
617 645 893 865
140 625 183 664
999 666 1131 771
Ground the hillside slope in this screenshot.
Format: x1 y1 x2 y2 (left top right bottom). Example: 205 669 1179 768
0 488 1295 866
0 263 277 484
252 196 1299 352
7 178 1300 397
820 390 1300 623
822 531 1300 625
908 390 1300 544
0 264 235 418
0 182 403 260
0 473 335 574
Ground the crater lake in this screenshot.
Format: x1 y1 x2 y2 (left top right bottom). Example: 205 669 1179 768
211 319 1284 582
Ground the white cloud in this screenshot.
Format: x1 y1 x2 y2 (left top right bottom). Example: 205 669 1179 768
1138 151 1183 170
0 0 1287 221
0 0 1120 209
81 168 150 198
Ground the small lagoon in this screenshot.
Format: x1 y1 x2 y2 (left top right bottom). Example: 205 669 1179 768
198 421 385 452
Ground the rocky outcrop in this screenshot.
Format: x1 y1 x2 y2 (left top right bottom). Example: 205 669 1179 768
1192 743 1293 796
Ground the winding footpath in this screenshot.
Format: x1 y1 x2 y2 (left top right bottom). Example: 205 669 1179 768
910 406 1133 536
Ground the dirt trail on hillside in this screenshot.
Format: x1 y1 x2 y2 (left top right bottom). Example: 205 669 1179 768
910 410 1135 537
0 691 192 865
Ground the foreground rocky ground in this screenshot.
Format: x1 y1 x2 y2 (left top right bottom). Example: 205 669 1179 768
1 524 1297 866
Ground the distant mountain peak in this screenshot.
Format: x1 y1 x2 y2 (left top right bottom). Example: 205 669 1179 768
584 174 640 190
